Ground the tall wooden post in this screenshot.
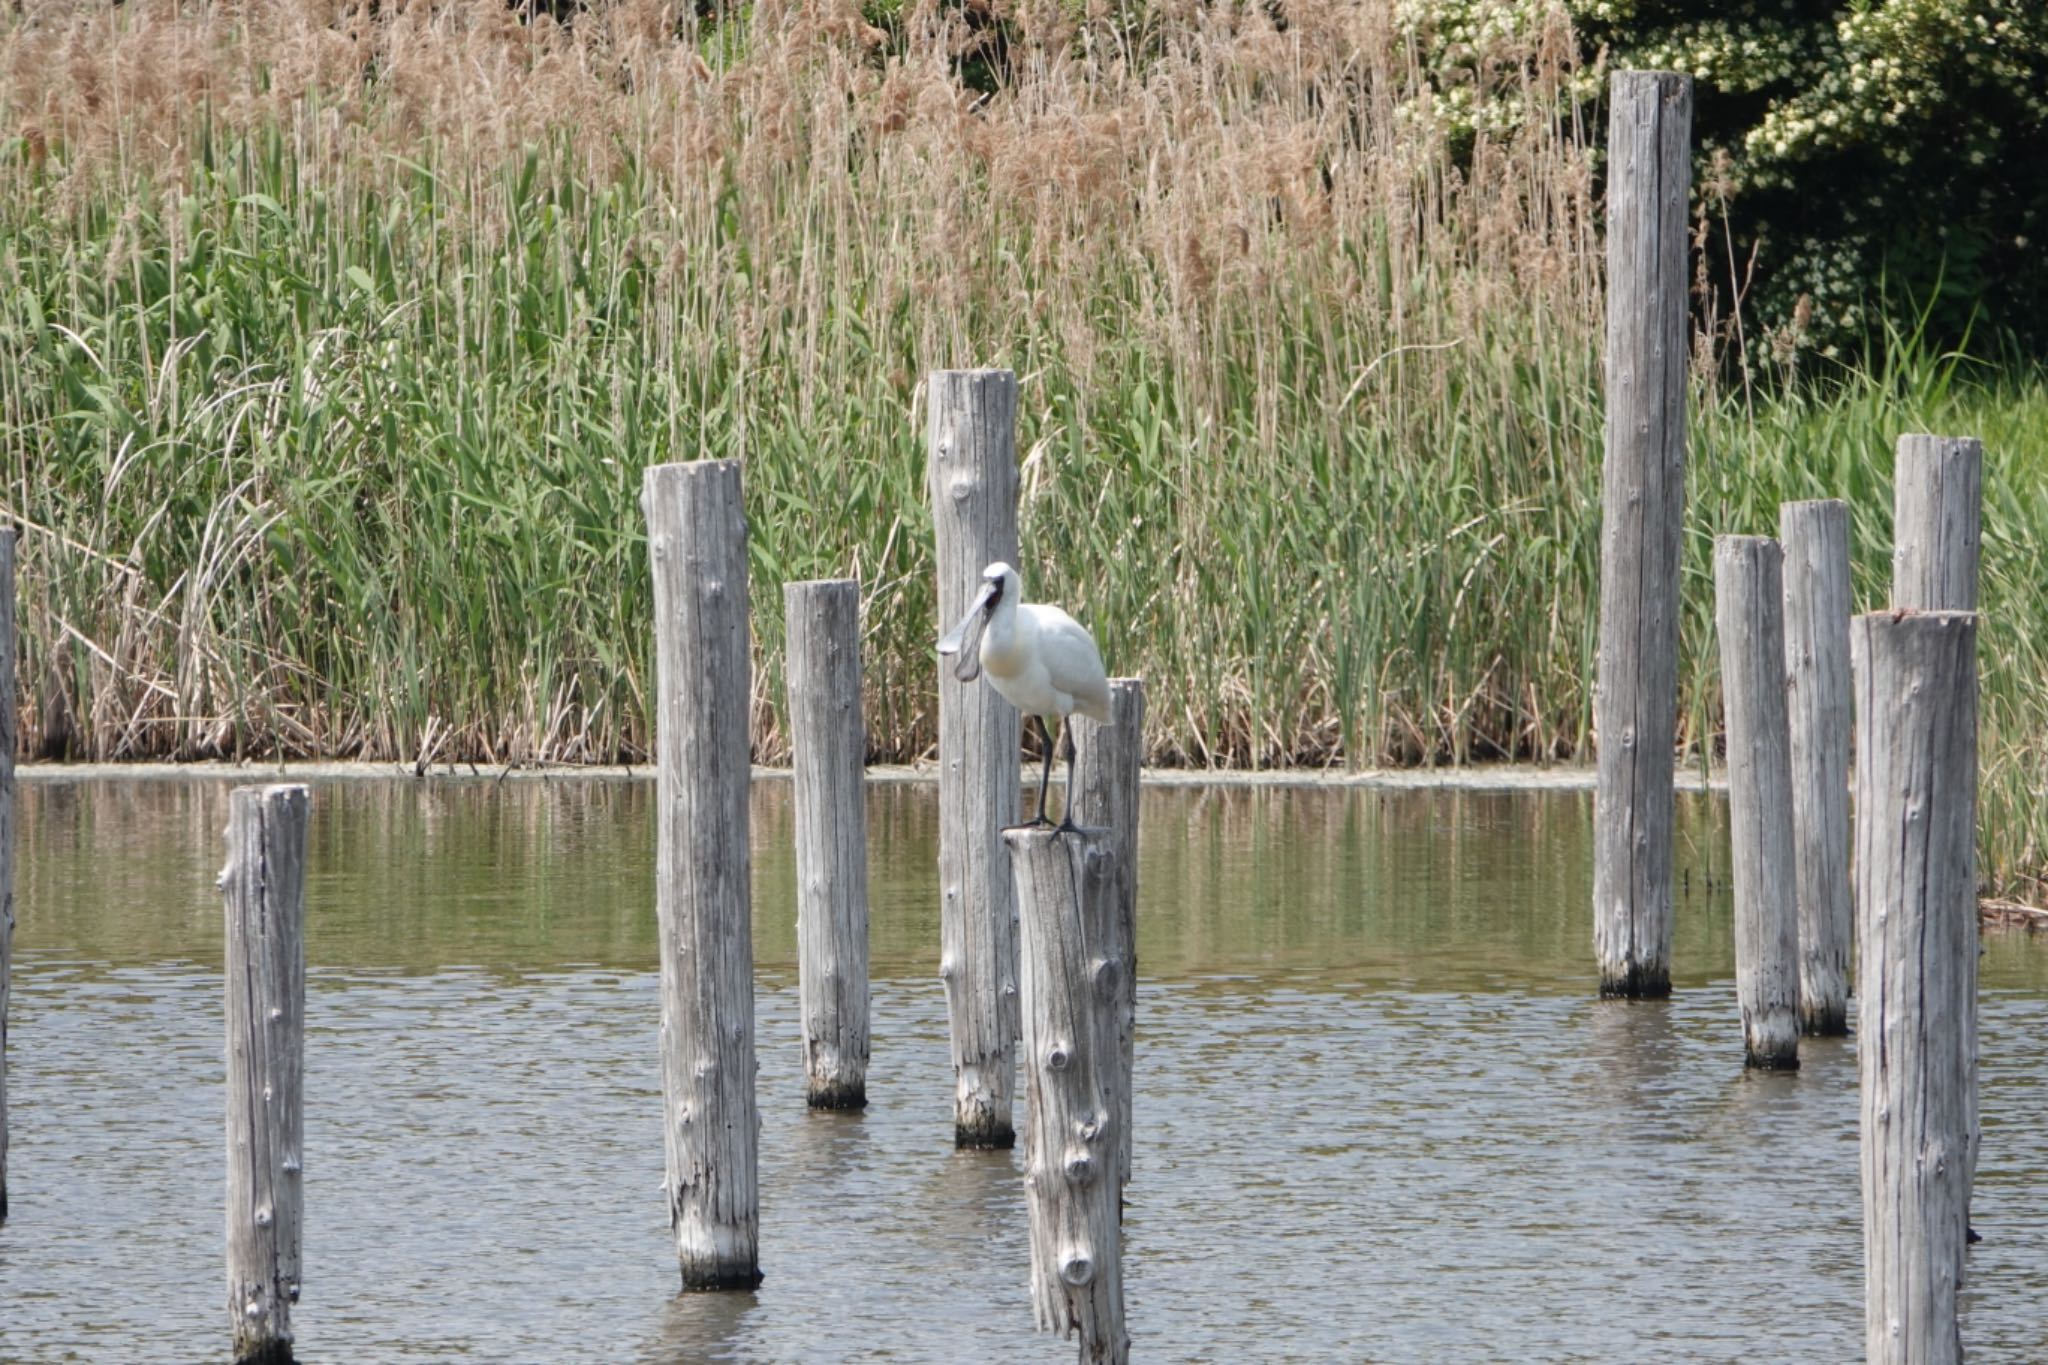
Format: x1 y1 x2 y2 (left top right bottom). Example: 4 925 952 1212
0 529 14 1221
1593 70 1692 998
1714 537 1800 1069
1779 500 1852 1035
1853 610 1977 1365
1069 677 1143 1201
1891 432 1982 1233
643 460 761 1289
1892 436 1982 613
1006 825 1128 1365
222 784 309 1365
930 369 1023 1148
784 578 872 1110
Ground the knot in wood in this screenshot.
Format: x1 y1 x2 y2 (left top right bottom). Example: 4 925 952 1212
1091 958 1120 994
254 1207 272 1228
244 1301 263 1320
1064 1152 1094 1184
1059 1252 1094 1287
1045 1043 1072 1072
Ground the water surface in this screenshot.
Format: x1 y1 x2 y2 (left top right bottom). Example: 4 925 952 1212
5 779 2045 1361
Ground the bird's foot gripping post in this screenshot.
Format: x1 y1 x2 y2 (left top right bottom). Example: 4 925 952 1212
1052 717 1081 835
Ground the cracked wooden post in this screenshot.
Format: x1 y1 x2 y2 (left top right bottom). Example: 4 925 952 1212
784 578 871 1109
1891 432 1982 1237
0 529 14 1221
930 369 1022 1148
1780 500 1852 1036
1714 536 1800 1069
1853 609 1977 1364
1069 677 1143 1203
221 784 308 1365
644 460 760 1289
1892 435 1982 614
1006 825 1128 1364
1593 70 1692 998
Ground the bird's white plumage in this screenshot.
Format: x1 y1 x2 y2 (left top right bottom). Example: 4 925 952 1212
980 597 1111 726
936 561 1112 827
938 562 1108 725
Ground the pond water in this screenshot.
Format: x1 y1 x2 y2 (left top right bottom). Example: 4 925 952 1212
4 777 2046 1362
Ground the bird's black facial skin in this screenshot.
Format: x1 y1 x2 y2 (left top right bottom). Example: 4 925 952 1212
983 577 1004 608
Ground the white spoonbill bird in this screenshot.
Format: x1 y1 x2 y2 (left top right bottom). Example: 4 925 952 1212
937 561 1110 831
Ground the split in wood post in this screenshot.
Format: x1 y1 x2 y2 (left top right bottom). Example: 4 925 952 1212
1853 609 1977 1364
1593 70 1692 999
929 369 1023 1149
784 578 872 1110
1006 825 1129 1365
0 528 13 1221
1714 536 1800 1069
643 460 762 1289
221 784 309 1365
1069 677 1144 1207
1891 435 1983 614
1890 431 1983 1230
1778 500 1852 1036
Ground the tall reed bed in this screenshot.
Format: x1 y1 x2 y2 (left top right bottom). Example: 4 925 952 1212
0 2 2041 898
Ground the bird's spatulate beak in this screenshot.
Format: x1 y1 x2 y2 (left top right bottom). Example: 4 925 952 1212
937 581 997 683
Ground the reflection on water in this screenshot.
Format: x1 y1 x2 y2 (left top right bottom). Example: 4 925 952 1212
3 778 2045 1360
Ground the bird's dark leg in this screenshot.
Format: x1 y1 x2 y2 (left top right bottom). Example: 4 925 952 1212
1055 718 1080 834
1032 715 1056 827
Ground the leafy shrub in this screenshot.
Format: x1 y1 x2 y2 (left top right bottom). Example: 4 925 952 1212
1405 0 2048 357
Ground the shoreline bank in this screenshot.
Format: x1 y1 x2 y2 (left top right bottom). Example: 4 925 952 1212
15 758 1723 793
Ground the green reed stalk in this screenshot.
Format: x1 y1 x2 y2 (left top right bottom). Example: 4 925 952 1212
0 4 2041 900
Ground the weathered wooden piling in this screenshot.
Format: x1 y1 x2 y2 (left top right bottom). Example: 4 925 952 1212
221 784 309 1365
1853 609 1977 1364
1779 500 1852 1035
1892 435 1983 613
930 369 1023 1148
1713 536 1800 1069
1069 677 1144 1201
1593 70 1692 999
0 528 16 1220
1891 432 1983 1232
1006 825 1128 1364
643 460 761 1289
784 578 872 1110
